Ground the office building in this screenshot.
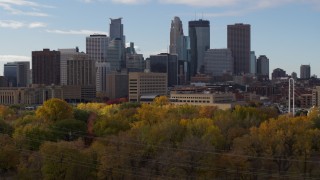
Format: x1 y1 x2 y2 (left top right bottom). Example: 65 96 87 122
189 19 210 76
66 53 95 86
106 72 128 99
227 23 251 75
0 76 8 87
257 55 269 77
250 51 256 74
128 72 167 102
86 34 109 63
204 49 234 76
149 53 178 87
300 65 311 79
86 34 109 94
109 18 124 41
32 49 60 85
4 61 30 87
170 16 189 61
126 54 145 72
59 48 79 85
96 62 111 94
107 39 123 71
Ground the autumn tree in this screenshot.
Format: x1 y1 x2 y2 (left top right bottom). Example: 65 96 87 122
40 140 96 180
0 134 19 177
36 98 73 122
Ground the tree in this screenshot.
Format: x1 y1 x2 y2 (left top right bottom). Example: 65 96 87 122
153 96 170 106
50 119 87 141
0 134 19 177
40 140 96 180
36 98 73 122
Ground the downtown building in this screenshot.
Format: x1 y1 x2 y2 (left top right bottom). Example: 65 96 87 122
300 65 311 79
86 34 110 94
170 16 189 61
149 53 178 87
189 19 210 77
128 72 167 102
257 55 269 77
4 61 30 87
227 23 251 75
203 49 234 76
32 49 60 85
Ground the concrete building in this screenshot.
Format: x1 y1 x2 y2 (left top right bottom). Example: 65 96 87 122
0 85 96 105
59 48 79 85
189 19 210 76
312 86 320 107
32 49 60 85
300 65 311 79
227 23 251 75
257 55 269 77
128 72 167 102
86 34 109 63
66 53 95 86
106 73 128 99
250 51 256 75
86 34 109 94
149 53 178 87
170 90 235 110
96 62 111 94
204 49 234 76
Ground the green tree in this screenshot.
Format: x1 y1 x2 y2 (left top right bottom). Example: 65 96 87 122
36 98 73 122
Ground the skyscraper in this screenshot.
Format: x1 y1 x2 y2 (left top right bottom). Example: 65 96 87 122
59 48 79 85
32 49 60 85
257 55 269 77
86 34 109 94
109 18 124 41
86 34 109 63
170 16 184 60
250 51 256 75
109 18 125 69
300 65 311 79
149 53 178 87
189 19 210 77
227 23 251 75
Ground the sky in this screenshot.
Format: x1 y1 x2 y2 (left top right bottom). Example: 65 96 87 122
0 0 319 77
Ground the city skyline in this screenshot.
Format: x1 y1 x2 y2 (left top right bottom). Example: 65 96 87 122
0 0 319 77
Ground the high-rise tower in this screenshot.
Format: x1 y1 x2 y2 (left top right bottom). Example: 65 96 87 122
170 17 184 60
109 18 124 41
227 23 251 75
188 19 210 77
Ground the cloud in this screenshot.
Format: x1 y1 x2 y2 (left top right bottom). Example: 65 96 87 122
0 0 52 17
111 0 149 4
0 55 30 62
158 0 320 9
0 20 46 29
28 22 46 28
0 20 24 29
46 29 108 35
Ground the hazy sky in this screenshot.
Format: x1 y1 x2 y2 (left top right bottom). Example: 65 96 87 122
0 0 319 77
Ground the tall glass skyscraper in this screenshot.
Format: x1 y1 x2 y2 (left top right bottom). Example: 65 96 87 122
188 19 210 77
